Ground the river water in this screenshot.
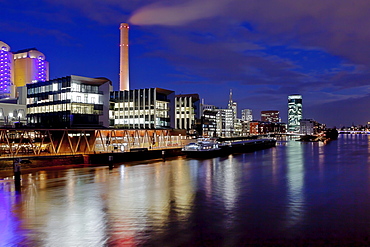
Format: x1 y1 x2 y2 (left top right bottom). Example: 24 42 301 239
1 135 370 246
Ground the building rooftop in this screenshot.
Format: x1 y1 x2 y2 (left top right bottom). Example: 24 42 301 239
13 48 38 54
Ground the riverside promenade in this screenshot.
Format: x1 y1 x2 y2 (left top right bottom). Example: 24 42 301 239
0 147 184 178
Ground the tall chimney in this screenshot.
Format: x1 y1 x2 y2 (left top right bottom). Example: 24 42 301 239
119 23 129 91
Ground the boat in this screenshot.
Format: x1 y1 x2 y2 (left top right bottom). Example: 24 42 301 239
220 139 277 154
182 138 222 158
182 138 276 158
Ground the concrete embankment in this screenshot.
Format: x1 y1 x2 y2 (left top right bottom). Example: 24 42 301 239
0 148 183 178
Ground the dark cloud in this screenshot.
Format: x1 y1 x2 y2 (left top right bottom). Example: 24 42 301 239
305 94 370 127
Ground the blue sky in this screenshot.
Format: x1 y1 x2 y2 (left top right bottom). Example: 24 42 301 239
2 0 370 127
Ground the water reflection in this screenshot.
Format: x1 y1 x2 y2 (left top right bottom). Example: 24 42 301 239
3 136 370 245
285 140 305 232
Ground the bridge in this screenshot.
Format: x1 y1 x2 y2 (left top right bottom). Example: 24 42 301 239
338 130 370 134
0 128 185 158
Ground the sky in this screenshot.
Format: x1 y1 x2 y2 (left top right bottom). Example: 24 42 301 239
1 0 370 127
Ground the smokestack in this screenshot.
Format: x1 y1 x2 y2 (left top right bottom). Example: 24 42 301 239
119 23 129 91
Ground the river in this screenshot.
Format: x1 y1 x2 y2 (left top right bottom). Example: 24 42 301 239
1 134 370 246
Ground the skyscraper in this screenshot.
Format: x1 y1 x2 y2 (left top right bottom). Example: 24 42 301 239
288 94 302 132
13 48 49 87
119 23 129 91
0 41 14 98
228 89 237 118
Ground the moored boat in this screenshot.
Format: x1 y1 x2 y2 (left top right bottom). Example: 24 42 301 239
182 138 276 158
221 139 277 154
182 139 222 158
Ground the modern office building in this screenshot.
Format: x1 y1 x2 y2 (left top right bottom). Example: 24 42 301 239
0 41 14 98
119 23 129 91
26 75 111 128
261 110 280 123
249 121 286 135
241 109 253 121
175 94 200 131
288 94 302 132
216 108 234 137
13 48 49 87
110 88 175 129
300 118 315 135
201 109 217 137
300 119 326 135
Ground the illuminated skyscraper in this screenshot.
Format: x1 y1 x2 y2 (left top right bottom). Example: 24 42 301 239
119 23 129 91
288 94 302 132
0 41 14 98
228 89 237 118
13 48 49 87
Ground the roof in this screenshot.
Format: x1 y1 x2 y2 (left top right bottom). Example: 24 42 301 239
13 48 38 54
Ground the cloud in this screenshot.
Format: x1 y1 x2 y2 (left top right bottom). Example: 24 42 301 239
129 0 231 26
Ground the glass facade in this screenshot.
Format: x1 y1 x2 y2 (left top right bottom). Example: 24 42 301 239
27 75 109 128
175 94 200 130
288 94 302 132
110 88 175 129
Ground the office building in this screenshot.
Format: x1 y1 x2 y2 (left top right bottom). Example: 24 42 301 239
119 23 129 91
300 118 315 135
0 41 14 98
288 94 302 132
27 75 111 128
13 48 49 87
201 109 217 137
242 109 253 122
300 119 326 135
249 121 286 135
261 110 280 123
216 108 234 137
175 94 200 131
110 88 175 129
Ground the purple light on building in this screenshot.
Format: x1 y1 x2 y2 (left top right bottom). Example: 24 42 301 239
36 57 47 82
0 47 11 97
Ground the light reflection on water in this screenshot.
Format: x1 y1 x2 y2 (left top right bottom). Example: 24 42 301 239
2 135 370 245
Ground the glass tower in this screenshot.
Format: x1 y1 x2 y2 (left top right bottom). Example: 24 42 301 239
288 94 302 132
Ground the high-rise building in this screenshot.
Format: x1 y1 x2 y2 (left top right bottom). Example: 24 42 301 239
0 41 14 98
242 109 253 121
119 23 129 91
288 94 302 132
13 48 49 87
261 110 280 123
228 89 237 118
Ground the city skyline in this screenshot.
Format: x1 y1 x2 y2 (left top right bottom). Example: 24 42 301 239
1 0 370 127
